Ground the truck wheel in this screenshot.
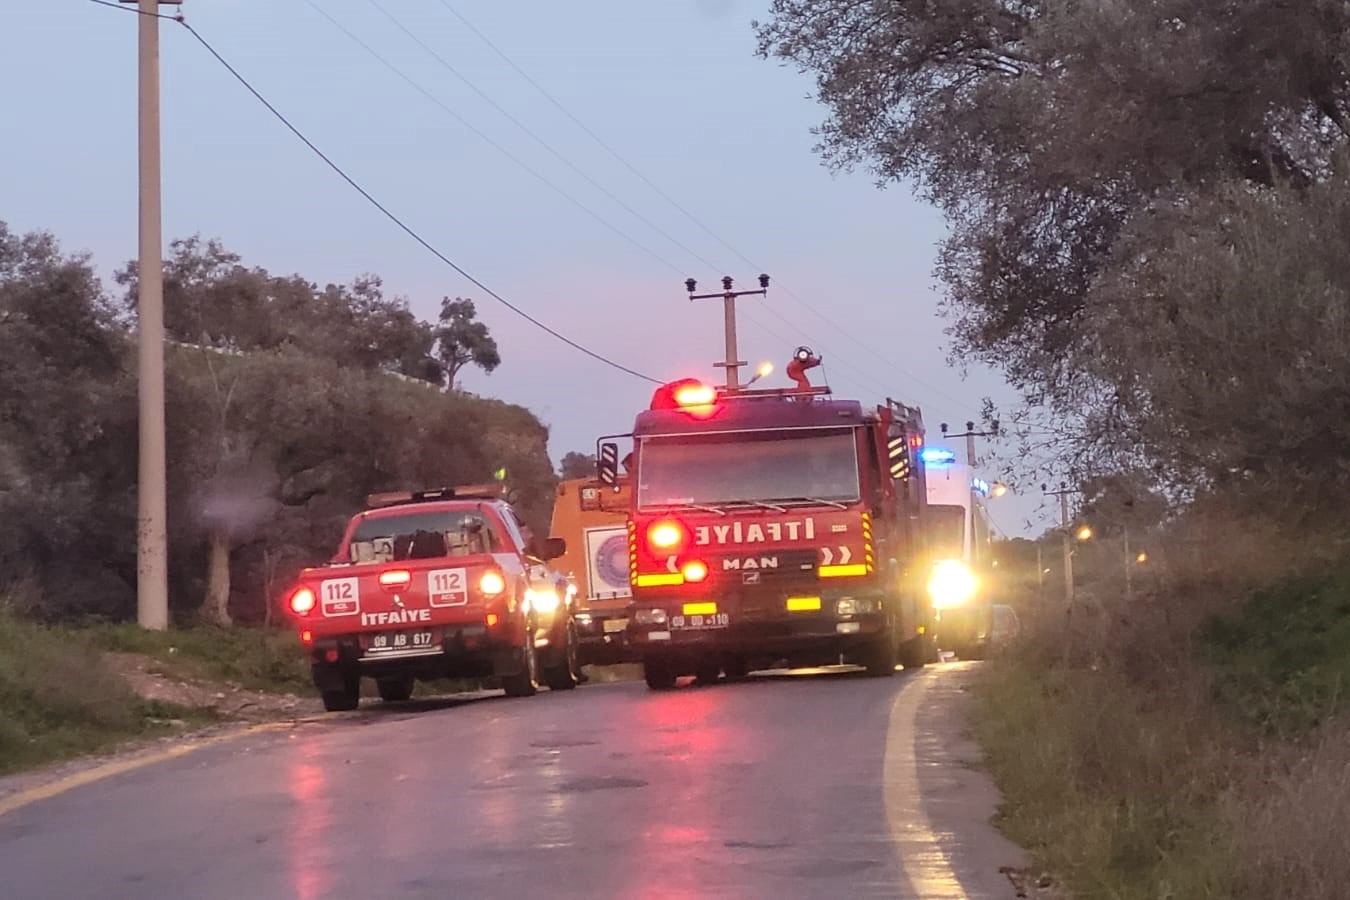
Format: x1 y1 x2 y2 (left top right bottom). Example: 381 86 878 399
376 674 414 702
723 658 749 682
315 665 360 712
643 657 678 691
693 661 721 686
543 622 581 691
899 632 936 669
861 632 898 677
501 633 539 698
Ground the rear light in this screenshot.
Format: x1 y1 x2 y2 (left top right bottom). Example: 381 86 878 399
378 569 411 587
486 613 500 627
289 587 316 615
480 571 506 596
682 560 708 582
647 520 687 552
300 630 314 644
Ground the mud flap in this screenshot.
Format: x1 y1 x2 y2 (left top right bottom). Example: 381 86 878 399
311 662 353 693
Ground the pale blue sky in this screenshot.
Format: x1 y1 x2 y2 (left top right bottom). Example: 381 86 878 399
4 0 1053 535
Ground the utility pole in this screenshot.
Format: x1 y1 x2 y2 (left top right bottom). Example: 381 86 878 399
940 420 1000 467
685 275 769 390
1042 482 1082 607
122 0 181 630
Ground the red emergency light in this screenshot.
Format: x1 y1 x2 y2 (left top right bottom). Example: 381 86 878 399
650 378 719 413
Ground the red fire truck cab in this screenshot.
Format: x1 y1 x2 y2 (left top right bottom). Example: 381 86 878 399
597 368 936 690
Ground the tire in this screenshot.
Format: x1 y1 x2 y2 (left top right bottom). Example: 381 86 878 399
376 675 414 703
899 632 936 669
643 657 678 690
543 622 581 691
693 661 721 686
316 666 360 712
861 631 898 677
722 658 749 682
501 630 539 698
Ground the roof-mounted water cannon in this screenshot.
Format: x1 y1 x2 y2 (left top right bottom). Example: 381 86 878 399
787 345 822 392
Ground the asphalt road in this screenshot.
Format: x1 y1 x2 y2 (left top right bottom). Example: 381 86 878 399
0 663 1025 899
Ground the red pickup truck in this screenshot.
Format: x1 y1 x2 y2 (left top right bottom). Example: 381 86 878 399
283 485 583 711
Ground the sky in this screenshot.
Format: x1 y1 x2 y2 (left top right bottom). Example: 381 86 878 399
3 0 1057 535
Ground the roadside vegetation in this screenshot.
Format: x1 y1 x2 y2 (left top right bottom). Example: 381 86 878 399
757 2 1350 897
0 221 597 774
0 610 218 776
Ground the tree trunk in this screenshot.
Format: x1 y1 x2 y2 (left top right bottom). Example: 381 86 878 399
204 527 234 626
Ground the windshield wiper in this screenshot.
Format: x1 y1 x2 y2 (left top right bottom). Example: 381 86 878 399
724 499 788 513
665 502 728 516
776 496 851 510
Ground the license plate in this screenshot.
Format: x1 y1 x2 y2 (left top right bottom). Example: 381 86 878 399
602 617 629 633
670 613 730 630
365 630 437 653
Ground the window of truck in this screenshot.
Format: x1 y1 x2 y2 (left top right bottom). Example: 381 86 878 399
927 504 966 559
348 510 501 563
636 428 860 508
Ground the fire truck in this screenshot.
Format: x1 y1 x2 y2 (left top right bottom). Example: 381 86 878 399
283 485 582 710
547 476 638 666
921 448 997 660
596 350 936 689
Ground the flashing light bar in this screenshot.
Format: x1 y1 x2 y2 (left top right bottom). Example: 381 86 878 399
972 478 991 496
919 447 957 467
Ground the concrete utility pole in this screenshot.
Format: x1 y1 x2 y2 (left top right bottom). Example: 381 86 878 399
1042 481 1082 607
685 275 769 390
122 0 181 630
940 420 1000 468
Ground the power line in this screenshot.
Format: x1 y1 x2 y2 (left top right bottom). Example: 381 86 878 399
89 0 662 385
302 3 905 403
301 0 693 281
367 0 727 276
435 0 985 415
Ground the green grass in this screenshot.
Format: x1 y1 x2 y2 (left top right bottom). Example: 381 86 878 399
969 639 1240 899
1201 561 1350 738
0 613 218 776
82 622 313 695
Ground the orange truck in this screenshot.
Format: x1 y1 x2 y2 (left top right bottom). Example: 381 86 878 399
547 476 638 666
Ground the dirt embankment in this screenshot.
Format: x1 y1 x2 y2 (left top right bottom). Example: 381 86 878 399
101 652 324 722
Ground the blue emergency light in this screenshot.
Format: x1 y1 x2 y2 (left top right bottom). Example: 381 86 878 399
972 478 991 496
920 447 957 467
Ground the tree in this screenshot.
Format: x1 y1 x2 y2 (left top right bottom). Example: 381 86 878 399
754 1 1350 462
559 451 596 480
434 297 500 389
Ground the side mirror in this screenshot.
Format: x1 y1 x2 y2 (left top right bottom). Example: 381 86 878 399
598 442 620 486
537 536 566 561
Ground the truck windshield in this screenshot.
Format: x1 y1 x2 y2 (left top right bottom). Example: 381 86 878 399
347 510 500 563
927 505 966 559
636 429 860 508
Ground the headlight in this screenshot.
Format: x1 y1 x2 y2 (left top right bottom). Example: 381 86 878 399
526 586 561 613
836 597 879 616
634 608 668 625
928 560 978 609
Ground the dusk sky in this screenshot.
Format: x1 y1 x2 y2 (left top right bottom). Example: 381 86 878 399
6 0 1057 536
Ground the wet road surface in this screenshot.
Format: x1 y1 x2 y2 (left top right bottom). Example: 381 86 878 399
0 663 1024 899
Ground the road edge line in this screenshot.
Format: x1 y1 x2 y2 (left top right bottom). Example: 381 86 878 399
0 721 294 820
883 669 966 898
